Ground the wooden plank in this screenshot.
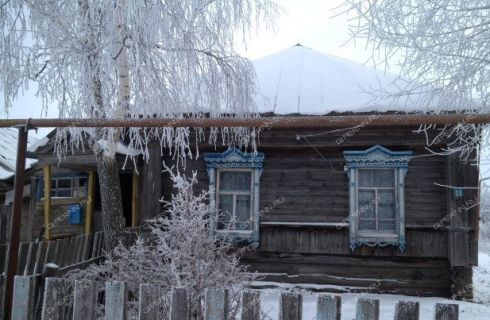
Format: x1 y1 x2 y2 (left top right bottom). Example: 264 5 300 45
241 291 261 320
435 303 459 320
170 287 189 320
34 241 49 275
34 263 60 320
81 234 92 261
41 277 67 320
76 235 87 263
132 170 138 227
0 244 9 275
67 236 78 266
27 177 37 242
355 297 380 319
355 298 379 320
72 280 96 320
394 301 419 320
138 284 163 320
23 242 38 275
316 294 341 320
104 281 127 320
12 276 35 320
279 293 302 320
16 242 30 275
44 241 57 265
205 289 228 320
0 275 4 320
85 170 95 234
43 165 52 240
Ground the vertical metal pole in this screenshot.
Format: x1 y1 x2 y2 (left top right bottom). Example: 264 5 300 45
5 126 29 319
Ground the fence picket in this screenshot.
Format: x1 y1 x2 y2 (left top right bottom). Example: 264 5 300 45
40 277 68 320
316 294 341 320
355 298 379 320
279 293 302 320
12 276 35 320
435 303 459 320
205 289 228 320
34 241 49 275
138 284 163 320
104 281 127 320
394 301 419 320
24 242 38 275
241 291 260 320
16 242 30 275
170 287 189 320
0 275 4 320
72 280 96 320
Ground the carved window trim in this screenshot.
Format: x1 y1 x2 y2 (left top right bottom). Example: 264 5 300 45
204 148 264 243
343 145 412 252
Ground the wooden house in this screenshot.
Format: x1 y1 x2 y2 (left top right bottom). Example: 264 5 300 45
12 45 479 299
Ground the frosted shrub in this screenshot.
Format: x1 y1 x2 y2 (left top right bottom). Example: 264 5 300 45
66 170 256 319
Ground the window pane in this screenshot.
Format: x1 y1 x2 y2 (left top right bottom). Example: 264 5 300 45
375 170 394 187
358 170 375 187
358 190 375 218
57 178 72 188
56 189 72 197
217 195 233 229
236 195 251 230
359 219 376 231
379 219 396 231
378 190 396 219
219 172 251 191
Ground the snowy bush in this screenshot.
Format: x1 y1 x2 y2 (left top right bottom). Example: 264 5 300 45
66 170 256 319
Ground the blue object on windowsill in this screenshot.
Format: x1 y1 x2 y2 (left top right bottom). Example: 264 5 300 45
453 187 464 199
69 204 84 224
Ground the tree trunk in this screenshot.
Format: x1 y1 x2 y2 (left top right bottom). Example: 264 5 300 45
96 152 125 249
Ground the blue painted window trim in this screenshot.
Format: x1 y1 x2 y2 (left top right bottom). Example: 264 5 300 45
204 148 264 244
343 145 412 252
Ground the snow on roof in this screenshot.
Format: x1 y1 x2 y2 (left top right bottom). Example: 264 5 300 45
0 128 38 180
253 44 433 115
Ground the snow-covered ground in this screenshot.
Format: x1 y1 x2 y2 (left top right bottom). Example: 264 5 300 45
259 247 490 319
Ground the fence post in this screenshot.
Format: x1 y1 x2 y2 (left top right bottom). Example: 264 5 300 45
12 276 35 320
105 281 127 320
72 280 96 320
394 301 419 320
241 291 260 320
41 277 68 320
316 294 341 320
435 303 459 320
355 298 379 320
169 287 189 320
205 289 228 320
279 293 302 320
138 284 163 320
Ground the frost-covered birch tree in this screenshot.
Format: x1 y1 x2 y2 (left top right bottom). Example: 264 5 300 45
0 0 275 247
340 0 490 159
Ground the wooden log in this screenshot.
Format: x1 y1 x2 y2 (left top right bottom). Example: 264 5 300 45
12 276 35 320
435 303 459 320
241 291 261 320
355 298 379 320
279 293 302 320
104 281 127 320
205 289 228 320
394 301 419 320
170 287 189 320
316 294 341 320
72 280 96 320
138 284 163 320
41 277 67 320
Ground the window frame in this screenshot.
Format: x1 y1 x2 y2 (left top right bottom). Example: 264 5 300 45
343 145 412 252
204 148 264 243
38 175 88 199
216 168 254 234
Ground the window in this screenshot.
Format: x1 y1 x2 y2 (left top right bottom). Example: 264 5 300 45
38 175 88 199
343 145 412 252
204 148 264 243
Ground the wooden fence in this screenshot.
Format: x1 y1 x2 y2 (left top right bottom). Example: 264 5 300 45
0 231 105 320
6 277 460 320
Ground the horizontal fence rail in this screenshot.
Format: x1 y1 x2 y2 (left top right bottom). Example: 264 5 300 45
0 113 490 129
6 277 460 320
